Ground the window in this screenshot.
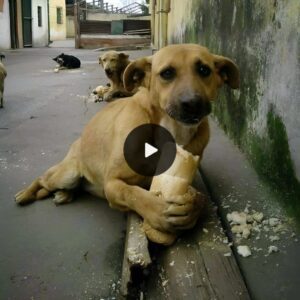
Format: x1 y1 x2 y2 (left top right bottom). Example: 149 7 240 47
56 7 63 24
37 6 42 27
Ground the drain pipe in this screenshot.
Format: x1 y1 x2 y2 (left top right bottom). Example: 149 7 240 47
157 0 170 49
47 0 50 45
151 0 155 49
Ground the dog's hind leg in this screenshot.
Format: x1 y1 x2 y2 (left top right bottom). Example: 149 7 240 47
15 139 81 205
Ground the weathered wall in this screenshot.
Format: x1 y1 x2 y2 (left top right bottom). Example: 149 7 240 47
86 12 150 21
0 0 11 49
49 0 66 40
166 0 300 215
32 0 49 47
66 15 74 38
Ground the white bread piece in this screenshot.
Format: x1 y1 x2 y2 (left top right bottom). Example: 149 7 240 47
150 174 189 198
151 145 200 197
143 146 200 245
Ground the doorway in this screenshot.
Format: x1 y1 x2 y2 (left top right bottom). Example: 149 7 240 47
22 0 32 47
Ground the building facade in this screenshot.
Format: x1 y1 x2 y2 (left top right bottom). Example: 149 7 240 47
49 0 66 41
0 0 12 49
0 0 49 49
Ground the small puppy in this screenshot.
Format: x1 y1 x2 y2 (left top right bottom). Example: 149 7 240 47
0 55 7 108
97 51 132 102
53 53 81 71
16 44 239 236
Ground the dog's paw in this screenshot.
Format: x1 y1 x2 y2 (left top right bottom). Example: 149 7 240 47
164 186 207 230
103 94 112 102
15 189 35 205
53 190 73 205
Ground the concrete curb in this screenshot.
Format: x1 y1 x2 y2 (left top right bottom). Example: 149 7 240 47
201 119 300 300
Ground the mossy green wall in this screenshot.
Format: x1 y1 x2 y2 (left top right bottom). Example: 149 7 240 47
167 0 300 216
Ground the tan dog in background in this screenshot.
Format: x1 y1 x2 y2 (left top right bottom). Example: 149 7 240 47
15 44 239 234
94 50 132 102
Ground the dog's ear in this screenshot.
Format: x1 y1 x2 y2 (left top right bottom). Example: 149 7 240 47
214 55 240 89
119 52 129 60
123 56 152 92
98 57 103 66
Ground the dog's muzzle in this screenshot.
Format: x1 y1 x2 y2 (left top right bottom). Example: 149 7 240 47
168 97 212 125
105 68 113 78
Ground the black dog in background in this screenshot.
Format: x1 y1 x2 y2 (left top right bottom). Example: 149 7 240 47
53 53 81 70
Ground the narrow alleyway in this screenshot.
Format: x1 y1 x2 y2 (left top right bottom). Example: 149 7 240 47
0 46 150 299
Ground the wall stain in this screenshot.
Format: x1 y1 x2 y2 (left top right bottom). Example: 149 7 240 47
168 0 300 219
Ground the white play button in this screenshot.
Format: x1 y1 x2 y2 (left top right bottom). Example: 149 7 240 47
124 124 176 176
145 142 158 158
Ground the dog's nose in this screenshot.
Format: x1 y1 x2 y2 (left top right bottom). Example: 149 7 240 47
181 98 211 114
180 97 211 123
105 68 113 76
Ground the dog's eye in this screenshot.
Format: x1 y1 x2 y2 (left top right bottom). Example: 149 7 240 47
196 63 211 77
160 67 176 80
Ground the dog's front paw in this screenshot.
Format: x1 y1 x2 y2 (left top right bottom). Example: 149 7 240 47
103 92 114 102
15 189 35 205
164 186 207 231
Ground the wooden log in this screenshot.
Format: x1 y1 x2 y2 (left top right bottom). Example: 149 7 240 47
120 212 152 297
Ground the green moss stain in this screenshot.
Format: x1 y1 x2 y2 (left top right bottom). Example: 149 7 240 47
248 106 300 217
168 0 300 219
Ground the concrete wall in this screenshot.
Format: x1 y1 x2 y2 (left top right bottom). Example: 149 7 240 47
0 0 11 49
49 0 66 40
87 12 150 21
158 0 300 215
32 0 49 47
87 12 128 21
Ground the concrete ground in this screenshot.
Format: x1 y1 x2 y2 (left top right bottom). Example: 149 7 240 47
0 46 150 300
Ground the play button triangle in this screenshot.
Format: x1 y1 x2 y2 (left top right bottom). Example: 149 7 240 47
145 143 158 158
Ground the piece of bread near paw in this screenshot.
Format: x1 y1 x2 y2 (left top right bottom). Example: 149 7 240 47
92 85 110 97
143 146 200 245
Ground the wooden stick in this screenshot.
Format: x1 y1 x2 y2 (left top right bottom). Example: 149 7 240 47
120 212 152 297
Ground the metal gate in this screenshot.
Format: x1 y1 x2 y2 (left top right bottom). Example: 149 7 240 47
22 0 32 47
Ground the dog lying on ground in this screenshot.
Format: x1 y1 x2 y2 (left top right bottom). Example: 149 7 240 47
53 53 81 72
15 44 239 235
0 54 7 108
95 51 132 102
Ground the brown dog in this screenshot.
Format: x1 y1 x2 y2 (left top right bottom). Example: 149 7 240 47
15 44 239 234
96 50 132 102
